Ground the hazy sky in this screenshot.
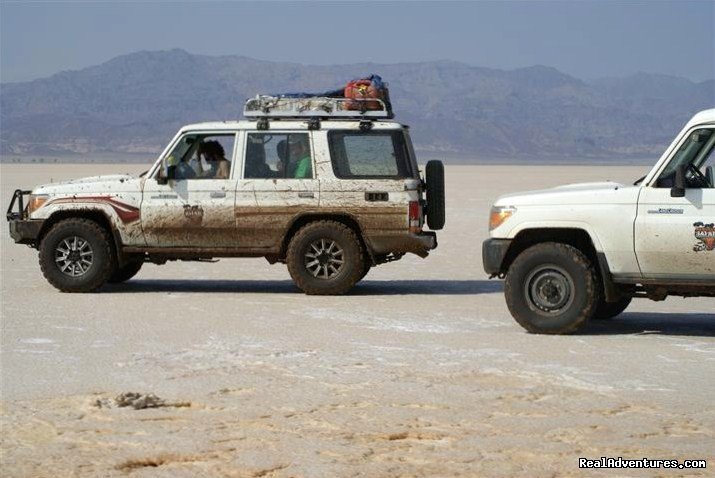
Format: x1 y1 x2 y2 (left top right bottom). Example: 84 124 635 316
1 1 713 83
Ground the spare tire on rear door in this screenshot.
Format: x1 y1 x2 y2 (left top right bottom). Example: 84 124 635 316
425 160 445 230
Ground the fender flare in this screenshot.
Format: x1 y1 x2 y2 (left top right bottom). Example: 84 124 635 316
503 222 623 303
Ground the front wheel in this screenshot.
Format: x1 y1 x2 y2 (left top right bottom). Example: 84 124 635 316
108 256 144 283
594 296 632 320
39 218 115 293
504 242 600 334
286 221 365 295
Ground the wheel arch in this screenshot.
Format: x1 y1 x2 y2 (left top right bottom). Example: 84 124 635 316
39 209 123 261
278 213 371 263
502 227 621 302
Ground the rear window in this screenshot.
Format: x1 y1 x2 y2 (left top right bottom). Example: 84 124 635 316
328 130 415 179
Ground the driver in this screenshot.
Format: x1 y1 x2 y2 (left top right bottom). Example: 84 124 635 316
197 140 230 179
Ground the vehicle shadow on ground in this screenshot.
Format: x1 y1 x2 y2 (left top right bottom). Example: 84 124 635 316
578 312 715 337
102 279 502 296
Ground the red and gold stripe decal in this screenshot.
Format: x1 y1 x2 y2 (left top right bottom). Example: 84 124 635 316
46 196 141 223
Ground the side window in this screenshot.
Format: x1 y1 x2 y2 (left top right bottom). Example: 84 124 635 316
328 131 413 178
164 134 235 180
657 128 715 188
244 133 312 179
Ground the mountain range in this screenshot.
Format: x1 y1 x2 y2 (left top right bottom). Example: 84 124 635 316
1 49 713 161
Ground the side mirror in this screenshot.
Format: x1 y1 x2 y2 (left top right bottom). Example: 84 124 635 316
155 157 175 185
670 164 686 198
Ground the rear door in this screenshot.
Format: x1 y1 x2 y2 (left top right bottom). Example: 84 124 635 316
635 126 715 279
238 131 320 249
318 128 421 241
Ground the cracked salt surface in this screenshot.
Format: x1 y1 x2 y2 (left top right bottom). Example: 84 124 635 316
19 338 55 344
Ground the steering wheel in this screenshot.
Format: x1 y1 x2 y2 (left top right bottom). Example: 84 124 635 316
687 163 711 188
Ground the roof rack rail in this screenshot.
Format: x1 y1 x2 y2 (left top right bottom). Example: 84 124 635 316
243 95 393 119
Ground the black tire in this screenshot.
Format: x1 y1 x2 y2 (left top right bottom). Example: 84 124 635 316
358 261 372 282
39 218 115 293
425 160 445 230
108 257 144 283
504 242 600 334
594 296 632 320
286 220 364 295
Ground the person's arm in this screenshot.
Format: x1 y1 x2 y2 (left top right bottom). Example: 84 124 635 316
216 160 230 179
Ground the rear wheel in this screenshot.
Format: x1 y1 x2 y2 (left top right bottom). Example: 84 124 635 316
39 218 115 293
286 221 364 295
594 296 632 320
358 261 371 282
504 242 599 334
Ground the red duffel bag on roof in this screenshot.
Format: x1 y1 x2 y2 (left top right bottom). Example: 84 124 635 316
344 75 389 111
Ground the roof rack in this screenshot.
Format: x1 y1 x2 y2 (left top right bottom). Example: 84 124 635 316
243 95 393 119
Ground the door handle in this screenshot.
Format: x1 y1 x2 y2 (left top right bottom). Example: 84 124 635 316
210 191 226 198
298 192 315 198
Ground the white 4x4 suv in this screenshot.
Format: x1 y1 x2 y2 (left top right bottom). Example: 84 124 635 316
7 97 445 295
484 109 715 334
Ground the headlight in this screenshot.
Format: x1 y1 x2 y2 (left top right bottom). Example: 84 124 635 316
489 205 516 230
27 194 49 215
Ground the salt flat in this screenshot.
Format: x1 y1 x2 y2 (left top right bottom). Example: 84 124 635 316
1 164 713 477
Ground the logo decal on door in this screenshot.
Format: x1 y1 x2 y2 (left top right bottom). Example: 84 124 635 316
693 222 715 251
647 208 684 214
183 205 204 225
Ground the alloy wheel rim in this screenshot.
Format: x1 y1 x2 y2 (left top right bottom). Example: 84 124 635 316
55 236 94 277
304 239 344 279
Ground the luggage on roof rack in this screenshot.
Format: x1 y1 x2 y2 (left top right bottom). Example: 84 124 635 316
243 74 394 119
243 95 393 119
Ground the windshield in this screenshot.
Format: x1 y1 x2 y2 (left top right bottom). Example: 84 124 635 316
661 129 714 174
657 128 715 187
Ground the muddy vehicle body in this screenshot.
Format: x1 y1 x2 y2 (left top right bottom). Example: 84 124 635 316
483 108 715 334
7 99 445 294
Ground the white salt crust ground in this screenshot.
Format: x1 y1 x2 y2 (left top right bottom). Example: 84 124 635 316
1 164 713 477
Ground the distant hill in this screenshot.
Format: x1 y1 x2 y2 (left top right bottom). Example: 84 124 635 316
1 49 713 161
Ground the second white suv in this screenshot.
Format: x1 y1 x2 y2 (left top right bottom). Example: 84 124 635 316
484 109 715 334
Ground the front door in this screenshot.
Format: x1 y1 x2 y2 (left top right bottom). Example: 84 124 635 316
141 132 239 248
635 126 715 279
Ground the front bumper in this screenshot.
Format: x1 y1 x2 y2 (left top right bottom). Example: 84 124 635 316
6 189 43 245
482 238 512 276
9 219 44 244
